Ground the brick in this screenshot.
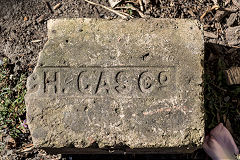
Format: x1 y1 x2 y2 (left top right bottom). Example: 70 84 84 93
25 18 205 153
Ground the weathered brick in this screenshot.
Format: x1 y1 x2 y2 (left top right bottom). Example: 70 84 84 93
25 18 204 153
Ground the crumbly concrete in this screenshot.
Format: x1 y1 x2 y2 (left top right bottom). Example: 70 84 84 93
25 18 205 153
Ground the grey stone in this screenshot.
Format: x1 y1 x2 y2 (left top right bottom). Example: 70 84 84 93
25 18 205 153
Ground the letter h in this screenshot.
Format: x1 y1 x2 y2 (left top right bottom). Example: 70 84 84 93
43 71 60 94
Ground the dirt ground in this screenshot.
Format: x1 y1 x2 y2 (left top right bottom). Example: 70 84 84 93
1 0 240 159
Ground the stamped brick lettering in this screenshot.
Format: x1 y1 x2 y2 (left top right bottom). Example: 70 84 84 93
25 18 204 152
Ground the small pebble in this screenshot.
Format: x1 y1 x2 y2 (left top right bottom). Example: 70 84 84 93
0 59 3 66
10 74 13 80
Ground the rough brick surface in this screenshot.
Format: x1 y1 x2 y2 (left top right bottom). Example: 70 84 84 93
25 18 204 153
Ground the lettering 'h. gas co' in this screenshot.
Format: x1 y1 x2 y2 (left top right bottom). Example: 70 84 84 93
28 67 176 98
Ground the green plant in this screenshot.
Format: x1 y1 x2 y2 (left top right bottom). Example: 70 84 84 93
126 3 133 16
0 58 27 139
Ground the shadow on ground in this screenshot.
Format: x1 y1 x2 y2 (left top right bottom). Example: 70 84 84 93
204 43 240 145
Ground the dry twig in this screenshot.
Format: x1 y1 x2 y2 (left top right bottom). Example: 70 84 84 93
204 31 218 39
44 1 53 13
223 7 238 12
17 144 34 153
210 82 227 92
187 10 195 17
138 0 144 11
84 0 130 19
200 4 220 20
37 14 46 23
31 39 42 43
53 3 62 10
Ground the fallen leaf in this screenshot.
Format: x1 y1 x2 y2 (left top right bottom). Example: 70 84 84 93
108 0 122 8
224 67 240 85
